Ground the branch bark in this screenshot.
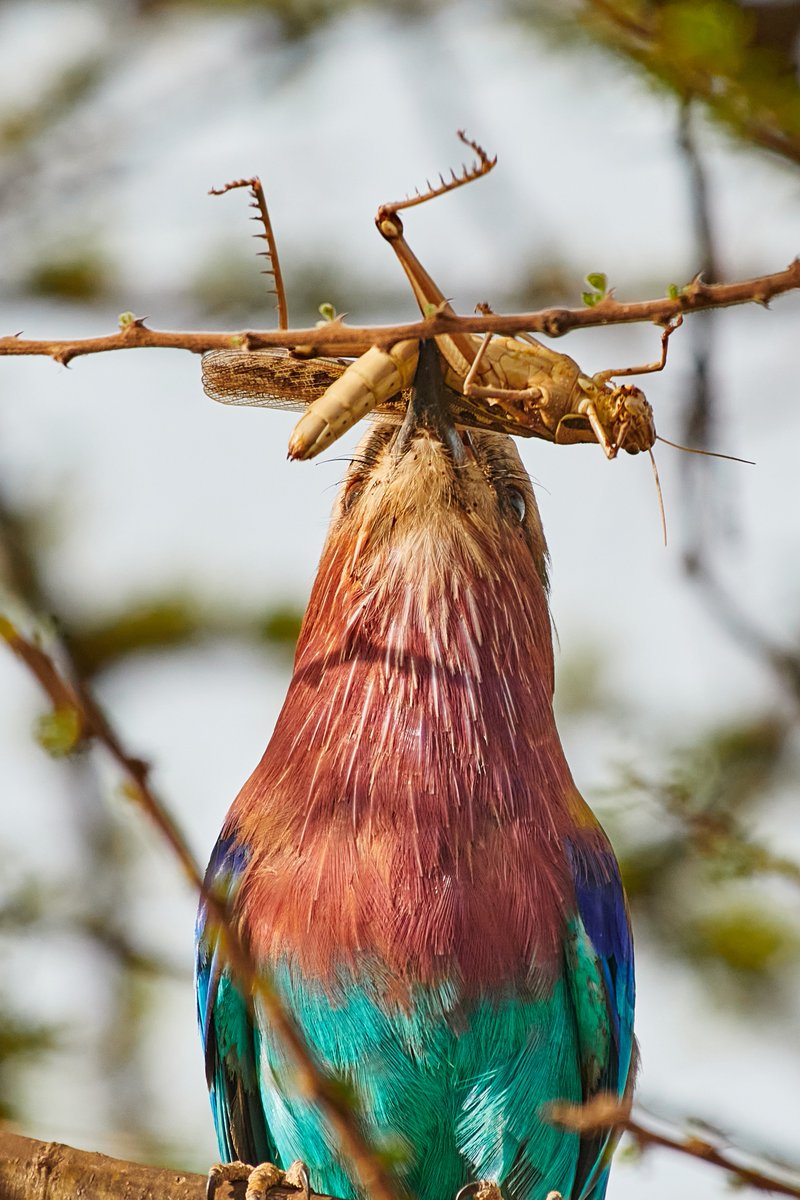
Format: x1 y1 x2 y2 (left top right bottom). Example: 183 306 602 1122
0 1129 210 1200
1 259 798 364
0 1129 330 1200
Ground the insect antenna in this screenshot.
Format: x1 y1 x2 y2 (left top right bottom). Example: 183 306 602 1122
656 435 754 465
648 448 668 547
379 130 496 218
209 176 288 330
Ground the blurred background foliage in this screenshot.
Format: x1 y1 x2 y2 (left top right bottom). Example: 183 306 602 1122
1 0 799 1193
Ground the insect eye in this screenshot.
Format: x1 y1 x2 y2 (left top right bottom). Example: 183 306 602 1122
506 487 526 523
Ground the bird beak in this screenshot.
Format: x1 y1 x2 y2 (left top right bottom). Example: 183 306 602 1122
393 340 468 466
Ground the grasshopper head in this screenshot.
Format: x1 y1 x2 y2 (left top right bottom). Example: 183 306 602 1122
609 384 656 455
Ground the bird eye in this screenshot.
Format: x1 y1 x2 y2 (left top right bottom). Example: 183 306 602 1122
341 478 364 513
507 487 526 522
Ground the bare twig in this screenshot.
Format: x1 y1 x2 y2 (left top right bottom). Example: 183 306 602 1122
0 259 798 365
549 1097 800 1198
626 1114 800 1198
0 619 400 1200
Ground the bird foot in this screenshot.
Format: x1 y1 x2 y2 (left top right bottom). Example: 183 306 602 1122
456 1182 503 1200
207 1159 311 1200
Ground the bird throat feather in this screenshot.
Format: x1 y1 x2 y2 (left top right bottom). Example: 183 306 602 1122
230 423 607 992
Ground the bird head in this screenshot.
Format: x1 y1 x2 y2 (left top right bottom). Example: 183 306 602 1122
313 339 550 646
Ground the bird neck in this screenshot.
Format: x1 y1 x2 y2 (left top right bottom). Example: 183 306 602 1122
231 515 596 986
237 511 581 849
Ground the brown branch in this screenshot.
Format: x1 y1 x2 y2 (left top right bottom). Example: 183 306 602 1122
0 619 400 1200
549 1097 800 1198
7 1095 800 1200
626 1116 800 1199
583 0 800 167
0 1128 336 1200
1 259 798 364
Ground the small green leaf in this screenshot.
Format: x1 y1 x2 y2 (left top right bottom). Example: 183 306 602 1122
34 707 82 757
583 272 609 307
422 302 439 318
667 283 680 300
118 311 135 328
318 302 337 322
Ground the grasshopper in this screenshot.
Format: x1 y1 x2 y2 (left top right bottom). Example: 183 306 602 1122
202 135 679 469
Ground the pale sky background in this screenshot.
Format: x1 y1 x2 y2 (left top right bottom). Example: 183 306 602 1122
0 3 799 1196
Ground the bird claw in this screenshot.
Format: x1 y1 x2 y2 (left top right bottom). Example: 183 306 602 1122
283 1160 311 1200
207 1161 256 1200
206 1160 311 1200
455 1182 503 1200
245 1162 292 1200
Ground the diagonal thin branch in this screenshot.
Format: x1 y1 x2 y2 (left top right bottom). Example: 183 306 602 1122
549 1096 800 1198
0 617 400 1200
626 1113 800 1198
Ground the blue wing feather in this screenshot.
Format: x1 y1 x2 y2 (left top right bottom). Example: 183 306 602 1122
565 838 635 1200
195 833 278 1166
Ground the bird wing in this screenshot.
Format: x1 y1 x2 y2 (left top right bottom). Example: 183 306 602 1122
195 832 277 1166
564 838 635 1200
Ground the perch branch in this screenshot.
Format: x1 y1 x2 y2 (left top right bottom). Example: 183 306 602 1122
0 1128 328 1200
5 1101 800 1200
0 259 798 364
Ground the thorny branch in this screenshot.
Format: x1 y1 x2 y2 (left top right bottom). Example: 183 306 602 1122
0 259 798 365
0 618 401 1200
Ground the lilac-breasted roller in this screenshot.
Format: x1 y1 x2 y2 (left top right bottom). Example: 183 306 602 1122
196 342 635 1200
